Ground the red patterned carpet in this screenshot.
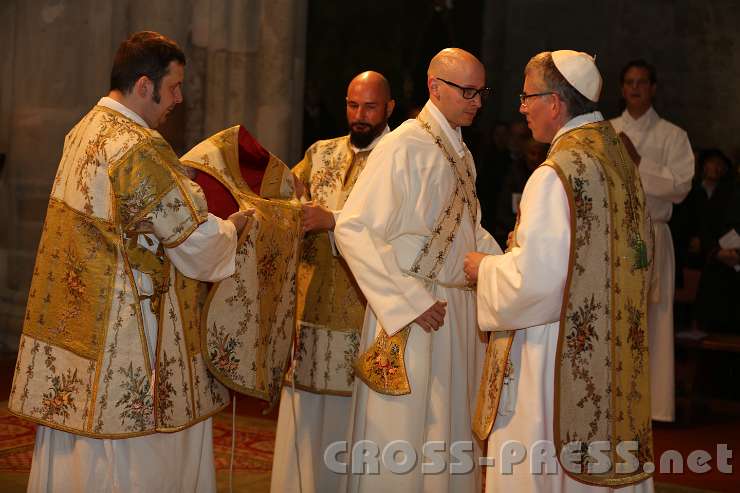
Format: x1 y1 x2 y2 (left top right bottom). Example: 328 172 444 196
0 410 34 474
1 391 738 493
212 409 276 474
0 402 276 492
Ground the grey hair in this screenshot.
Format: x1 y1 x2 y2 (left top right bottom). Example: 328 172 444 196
524 52 598 118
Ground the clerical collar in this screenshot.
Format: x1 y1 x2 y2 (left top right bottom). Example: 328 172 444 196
349 125 390 153
551 111 604 144
426 100 466 157
98 97 149 128
620 106 659 131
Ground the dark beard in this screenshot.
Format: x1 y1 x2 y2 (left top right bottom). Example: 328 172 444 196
349 121 384 149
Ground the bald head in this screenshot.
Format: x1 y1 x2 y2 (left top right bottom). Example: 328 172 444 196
427 48 486 128
428 48 484 80
347 71 391 102
346 70 395 148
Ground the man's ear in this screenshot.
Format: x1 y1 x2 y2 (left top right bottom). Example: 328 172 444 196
428 77 439 100
551 94 564 118
133 75 151 99
386 99 396 119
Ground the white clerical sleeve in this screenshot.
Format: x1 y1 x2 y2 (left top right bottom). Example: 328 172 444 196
476 166 569 331
638 126 694 203
328 208 341 257
165 213 237 282
335 151 436 336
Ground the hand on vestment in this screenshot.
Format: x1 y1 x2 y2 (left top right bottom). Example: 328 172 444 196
463 251 488 283
506 231 515 252
301 202 335 233
716 248 740 268
414 300 447 332
292 172 306 200
228 209 255 235
618 132 642 166
129 220 155 235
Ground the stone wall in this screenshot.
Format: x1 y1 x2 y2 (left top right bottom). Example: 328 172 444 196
0 0 306 350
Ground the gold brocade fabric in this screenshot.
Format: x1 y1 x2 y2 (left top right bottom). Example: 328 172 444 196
354 325 411 395
472 121 653 487
260 154 296 199
354 106 478 395
472 330 514 441
181 126 303 407
9 105 229 438
290 136 367 395
21 199 118 361
551 122 653 486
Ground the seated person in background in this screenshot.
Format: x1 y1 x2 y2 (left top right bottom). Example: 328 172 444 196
672 149 736 270
492 137 548 246
693 170 740 334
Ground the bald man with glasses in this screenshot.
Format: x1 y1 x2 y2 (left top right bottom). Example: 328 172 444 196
334 48 501 493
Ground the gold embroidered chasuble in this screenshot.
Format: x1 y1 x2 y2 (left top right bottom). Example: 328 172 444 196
473 121 654 486
354 105 478 396
288 135 372 395
9 105 232 438
180 126 303 407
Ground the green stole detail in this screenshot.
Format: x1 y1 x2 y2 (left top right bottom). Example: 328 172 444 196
353 105 477 395
473 121 654 487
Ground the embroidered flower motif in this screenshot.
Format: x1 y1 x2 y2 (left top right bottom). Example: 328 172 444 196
208 323 242 379
156 351 178 425
33 367 83 423
358 330 408 392
257 246 280 287
309 140 343 205
565 295 601 360
343 331 361 386
206 371 226 407
118 177 157 224
115 363 154 431
625 300 647 371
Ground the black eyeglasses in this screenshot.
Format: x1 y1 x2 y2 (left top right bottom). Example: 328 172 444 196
519 91 556 107
437 77 491 100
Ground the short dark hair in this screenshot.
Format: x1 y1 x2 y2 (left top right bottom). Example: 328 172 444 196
525 52 598 119
620 59 657 85
698 148 731 172
110 31 186 101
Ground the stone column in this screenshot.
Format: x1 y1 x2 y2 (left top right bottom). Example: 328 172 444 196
0 0 123 350
187 0 307 164
0 0 308 350
0 0 17 348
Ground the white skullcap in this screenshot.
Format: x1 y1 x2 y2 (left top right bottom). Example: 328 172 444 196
551 50 602 102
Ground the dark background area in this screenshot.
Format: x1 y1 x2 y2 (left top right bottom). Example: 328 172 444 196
302 0 740 163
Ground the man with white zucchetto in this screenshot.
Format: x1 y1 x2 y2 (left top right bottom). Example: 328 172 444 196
464 51 655 492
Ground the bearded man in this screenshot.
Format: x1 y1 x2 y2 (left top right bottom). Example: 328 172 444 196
270 71 395 493
9 31 251 492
